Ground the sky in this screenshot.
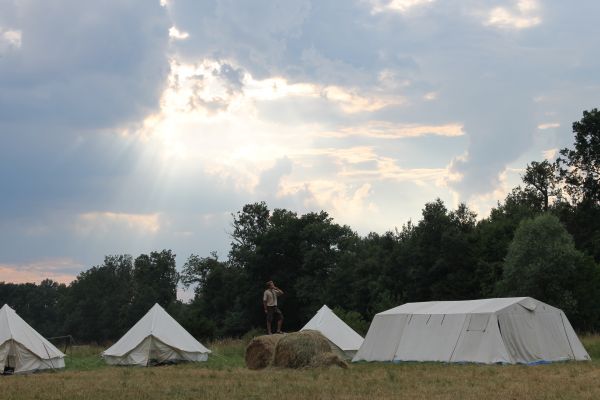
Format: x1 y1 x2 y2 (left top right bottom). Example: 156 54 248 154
1 0 600 292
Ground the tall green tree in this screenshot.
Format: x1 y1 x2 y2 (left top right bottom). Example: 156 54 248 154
557 108 600 205
402 199 479 301
497 214 600 329
61 255 134 342
522 160 559 211
555 109 600 260
130 250 178 321
0 280 66 337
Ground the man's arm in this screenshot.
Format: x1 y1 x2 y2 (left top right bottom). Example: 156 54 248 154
274 286 284 295
263 291 268 313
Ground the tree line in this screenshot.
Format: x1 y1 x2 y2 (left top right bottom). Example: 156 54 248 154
1 109 600 343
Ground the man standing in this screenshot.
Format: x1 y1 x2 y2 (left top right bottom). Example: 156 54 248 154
263 280 284 334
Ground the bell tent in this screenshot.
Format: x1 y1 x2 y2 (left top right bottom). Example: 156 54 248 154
353 297 590 364
301 305 364 359
0 304 65 373
103 303 210 366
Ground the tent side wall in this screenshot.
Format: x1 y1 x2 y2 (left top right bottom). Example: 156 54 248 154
394 314 467 362
0 340 65 373
104 336 152 366
352 314 409 362
103 336 209 366
497 307 590 363
559 312 591 361
148 336 209 363
450 314 512 364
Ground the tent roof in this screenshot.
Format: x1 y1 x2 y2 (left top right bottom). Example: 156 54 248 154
103 303 210 357
378 297 540 316
301 305 364 351
0 304 65 359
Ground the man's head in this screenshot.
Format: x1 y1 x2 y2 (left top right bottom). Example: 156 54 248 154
266 280 274 289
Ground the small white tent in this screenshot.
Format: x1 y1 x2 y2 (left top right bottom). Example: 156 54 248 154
103 303 210 366
353 297 590 364
0 304 65 373
301 305 364 359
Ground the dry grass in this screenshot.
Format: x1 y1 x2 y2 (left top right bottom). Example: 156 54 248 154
2 336 600 399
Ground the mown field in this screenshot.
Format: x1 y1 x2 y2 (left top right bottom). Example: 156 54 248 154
2 335 600 400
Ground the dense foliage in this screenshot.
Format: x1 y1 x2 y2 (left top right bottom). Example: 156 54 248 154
1 110 600 342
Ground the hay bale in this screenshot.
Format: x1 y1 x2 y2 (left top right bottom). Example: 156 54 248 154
272 330 345 369
245 334 283 370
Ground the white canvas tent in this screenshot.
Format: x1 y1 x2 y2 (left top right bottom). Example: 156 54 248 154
103 303 210 366
0 304 65 373
301 305 364 359
353 297 590 364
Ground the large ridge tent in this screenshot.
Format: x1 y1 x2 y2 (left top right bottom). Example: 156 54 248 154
301 305 364 359
353 297 590 364
103 303 211 366
0 304 65 373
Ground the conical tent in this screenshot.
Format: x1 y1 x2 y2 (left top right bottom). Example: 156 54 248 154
0 304 65 373
301 305 364 359
353 297 590 364
103 303 210 366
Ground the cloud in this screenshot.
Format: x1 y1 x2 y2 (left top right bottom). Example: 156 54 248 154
75 212 162 235
169 26 189 40
0 0 170 130
542 148 558 160
166 0 312 79
0 259 82 284
2 0 600 282
255 157 294 197
280 179 378 223
538 122 560 130
368 0 436 14
324 121 464 139
0 28 21 51
486 0 541 30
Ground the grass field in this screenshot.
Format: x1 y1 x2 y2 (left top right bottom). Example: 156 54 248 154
2 336 600 399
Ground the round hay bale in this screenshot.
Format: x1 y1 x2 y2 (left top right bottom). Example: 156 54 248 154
245 334 283 370
272 330 333 369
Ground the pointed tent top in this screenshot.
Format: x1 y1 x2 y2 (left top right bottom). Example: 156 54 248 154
0 304 65 359
301 304 364 351
103 303 211 357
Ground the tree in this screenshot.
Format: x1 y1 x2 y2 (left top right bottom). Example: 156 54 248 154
557 108 600 205
130 250 178 321
181 252 222 294
401 199 480 302
522 160 559 211
497 214 600 329
229 202 270 268
61 255 134 342
0 280 67 337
